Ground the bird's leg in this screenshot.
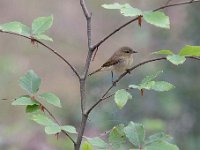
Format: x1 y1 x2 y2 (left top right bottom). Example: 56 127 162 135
126 69 131 74
111 71 116 86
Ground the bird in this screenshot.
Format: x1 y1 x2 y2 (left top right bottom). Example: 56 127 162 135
89 46 138 77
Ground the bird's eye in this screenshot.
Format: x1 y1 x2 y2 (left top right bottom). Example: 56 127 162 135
125 50 130 53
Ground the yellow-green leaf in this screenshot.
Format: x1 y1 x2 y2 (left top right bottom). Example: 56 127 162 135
143 11 170 29
114 89 132 109
39 92 62 108
179 45 200 56
32 15 53 35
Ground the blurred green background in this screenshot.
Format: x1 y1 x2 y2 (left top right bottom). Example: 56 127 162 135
0 0 200 150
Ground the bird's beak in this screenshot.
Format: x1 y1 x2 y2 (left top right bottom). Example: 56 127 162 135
132 51 138 53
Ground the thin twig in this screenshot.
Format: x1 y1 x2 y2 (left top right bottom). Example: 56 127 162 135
0 30 80 79
92 0 200 51
35 101 76 144
87 56 200 114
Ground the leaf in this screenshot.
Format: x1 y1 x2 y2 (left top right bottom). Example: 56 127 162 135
152 50 174 55
144 141 179 150
152 81 175 91
31 114 56 126
81 141 93 150
129 84 140 89
145 132 172 145
141 71 163 84
138 15 142 27
26 104 40 113
12 96 39 106
166 55 186 65
102 3 123 9
45 124 61 134
179 45 200 56
124 122 145 147
102 3 142 17
109 124 126 148
33 34 53 42
39 92 62 108
0 22 30 36
60 125 77 134
143 11 170 29
19 70 41 94
114 89 132 109
86 137 108 148
120 4 142 17
140 81 155 90
32 15 53 35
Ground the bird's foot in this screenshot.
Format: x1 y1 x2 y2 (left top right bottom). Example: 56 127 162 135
126 69 131 74
112 81 116 86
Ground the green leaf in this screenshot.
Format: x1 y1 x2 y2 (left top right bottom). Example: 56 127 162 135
12 96 39 106
31 114 56 126
141 71 163 84
102 3 142 17
102 3 123 9
26 104 40 113
32 15 53 35
114 89 132 109
33 34 53 42
143 11 170 29
86 137 107 148
109 124 126 148
129 84 140 89
152 50 174 55
145 132 172 145
179 45 200 56
45 124 61 134
144 141 179 150
39 92 62 108
120 4 142 17
140 81 155 90
0 22 30 36
60 125 77 134
124 122 145 147
81 141 93 150
167 55 186 65
152 81 175 91
19 70 41 94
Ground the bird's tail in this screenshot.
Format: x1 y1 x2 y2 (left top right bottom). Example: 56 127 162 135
88 68 102 76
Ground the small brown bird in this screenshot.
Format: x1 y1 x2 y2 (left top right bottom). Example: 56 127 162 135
89 47 137 76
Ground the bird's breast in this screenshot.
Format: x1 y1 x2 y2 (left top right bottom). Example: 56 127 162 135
113 56 133 74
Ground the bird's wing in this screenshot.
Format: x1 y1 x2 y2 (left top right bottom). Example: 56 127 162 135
102 57 123 67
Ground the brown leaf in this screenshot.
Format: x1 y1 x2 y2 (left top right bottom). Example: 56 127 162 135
138 15 143 27
140 89 144 96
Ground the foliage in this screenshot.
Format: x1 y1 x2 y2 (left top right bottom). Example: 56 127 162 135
102 3 170 29
0 1 200 150
152 45 200 65
83 121 179 150
0 16 53 41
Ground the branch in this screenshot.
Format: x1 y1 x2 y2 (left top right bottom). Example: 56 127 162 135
34 100 76 145
0 30 80 79
93 0 200 50
75 0 93 149
87 56 200 114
